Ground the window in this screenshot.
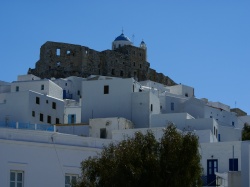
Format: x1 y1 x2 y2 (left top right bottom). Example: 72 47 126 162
46 100 48 104
68 114 76 124
185 93 188 97
52 102 56 109
10 170 24 187
151 104 153 112
140 64 142 68
41 84 44 90
32 111 35 117
171 102 174 111
47 115 51 124
77 90 80 96
104 85 109 94
133 62 135 66
229 158 238 171
40 113 43 122
232 121 235 126
65 83 67 86
111 69 115 75
65 174 78 187
36 97 40 104
66 50 70 55
56 48 60 56
100 128 107 139
56 118 60 124
15 86 19 92
57 61 61 67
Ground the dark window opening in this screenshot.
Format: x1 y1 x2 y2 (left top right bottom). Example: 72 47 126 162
56 118 60 124
111 69 115 75
46 100 48 104
77 90 80 96
40 113 43 122
32 111 35 117
185 93 188 97
47 115 51 124
133 62 135 66
36 97 40 104
104 85 109 94
16 86 19 92
120 70 123 77
133 85 134 92
140 64 142 68
232 122 235 126
41 84 44 90
151 104 153 112
100 128 107 139
52 102 56 109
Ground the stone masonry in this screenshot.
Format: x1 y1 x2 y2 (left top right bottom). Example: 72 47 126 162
28 41 176 86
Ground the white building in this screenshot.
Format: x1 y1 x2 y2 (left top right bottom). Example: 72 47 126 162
0 127 110 187
0 73 248 186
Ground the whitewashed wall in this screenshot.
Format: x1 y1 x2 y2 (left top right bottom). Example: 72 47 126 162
81 78 135 123
0 128 111 187
89 117 133 139
200 141 241 175
11 80 63 99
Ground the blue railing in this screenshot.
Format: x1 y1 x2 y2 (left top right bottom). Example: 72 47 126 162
0 121 54 132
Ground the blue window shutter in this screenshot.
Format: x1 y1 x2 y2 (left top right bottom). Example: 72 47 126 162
229 158 238 171
68 115 71 124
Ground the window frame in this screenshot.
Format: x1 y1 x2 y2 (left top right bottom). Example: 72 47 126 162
65 174 78 187
10 170 24 187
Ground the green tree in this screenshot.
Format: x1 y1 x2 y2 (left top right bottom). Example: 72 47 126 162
76 124 202 187
242 123 250 140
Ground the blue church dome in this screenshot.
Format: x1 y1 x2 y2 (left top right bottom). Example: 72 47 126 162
114 33 131 42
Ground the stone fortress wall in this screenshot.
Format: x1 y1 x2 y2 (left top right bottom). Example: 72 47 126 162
28 34 175 86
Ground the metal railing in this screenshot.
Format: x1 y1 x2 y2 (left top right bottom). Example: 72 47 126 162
0 121 55 132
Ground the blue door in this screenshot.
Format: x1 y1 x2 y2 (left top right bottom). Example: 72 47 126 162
207 159 218 186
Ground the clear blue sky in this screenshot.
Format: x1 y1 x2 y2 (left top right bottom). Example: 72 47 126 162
1 1 249 114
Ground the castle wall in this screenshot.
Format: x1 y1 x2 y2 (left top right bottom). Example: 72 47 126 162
29 41 176 86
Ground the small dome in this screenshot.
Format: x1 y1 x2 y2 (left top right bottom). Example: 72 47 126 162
141 40 145 44
114 33 131 42
140 40 147 49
